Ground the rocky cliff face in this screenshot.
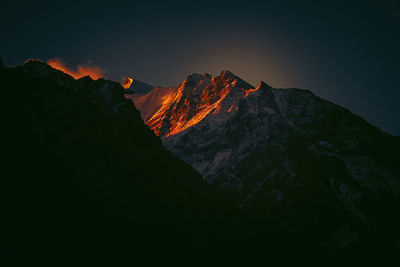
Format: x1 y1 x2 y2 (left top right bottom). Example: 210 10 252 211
129 70 257 137
132 70 400 253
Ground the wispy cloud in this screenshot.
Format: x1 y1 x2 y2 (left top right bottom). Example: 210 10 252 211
47 58 104 80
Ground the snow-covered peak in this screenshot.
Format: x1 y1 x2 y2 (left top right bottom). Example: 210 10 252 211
128 70 263 137
220 70 236 79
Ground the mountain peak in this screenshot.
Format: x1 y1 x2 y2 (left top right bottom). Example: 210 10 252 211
22 59 51 70
77 75 93 82
186 72 203 80
257 80 272 89
21 59 64 76
219 70 236 80
216 70 255 90
132 70 265 137
180 73 205 88
18 59 76 86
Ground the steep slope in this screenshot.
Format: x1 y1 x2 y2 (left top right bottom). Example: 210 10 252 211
125 86 176 121
1 63 236 265
133 70 400 255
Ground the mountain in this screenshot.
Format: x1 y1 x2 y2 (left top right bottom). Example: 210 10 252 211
20 59 154 95
131 70 400 255
4 60 399 263
2 61 242 265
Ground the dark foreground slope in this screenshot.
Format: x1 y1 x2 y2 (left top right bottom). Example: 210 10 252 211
1 65 237 265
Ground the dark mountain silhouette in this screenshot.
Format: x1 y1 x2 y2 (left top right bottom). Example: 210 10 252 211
2 60 399 265
2 61 235 265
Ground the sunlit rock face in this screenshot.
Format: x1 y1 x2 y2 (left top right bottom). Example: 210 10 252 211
132 70 400 250
130 70 263 136
122 77 133 89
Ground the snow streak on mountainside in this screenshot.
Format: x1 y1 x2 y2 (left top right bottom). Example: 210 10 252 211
131 70 400 247
125 87 176 122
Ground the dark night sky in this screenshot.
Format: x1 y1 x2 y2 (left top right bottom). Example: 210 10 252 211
2 0 399 135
